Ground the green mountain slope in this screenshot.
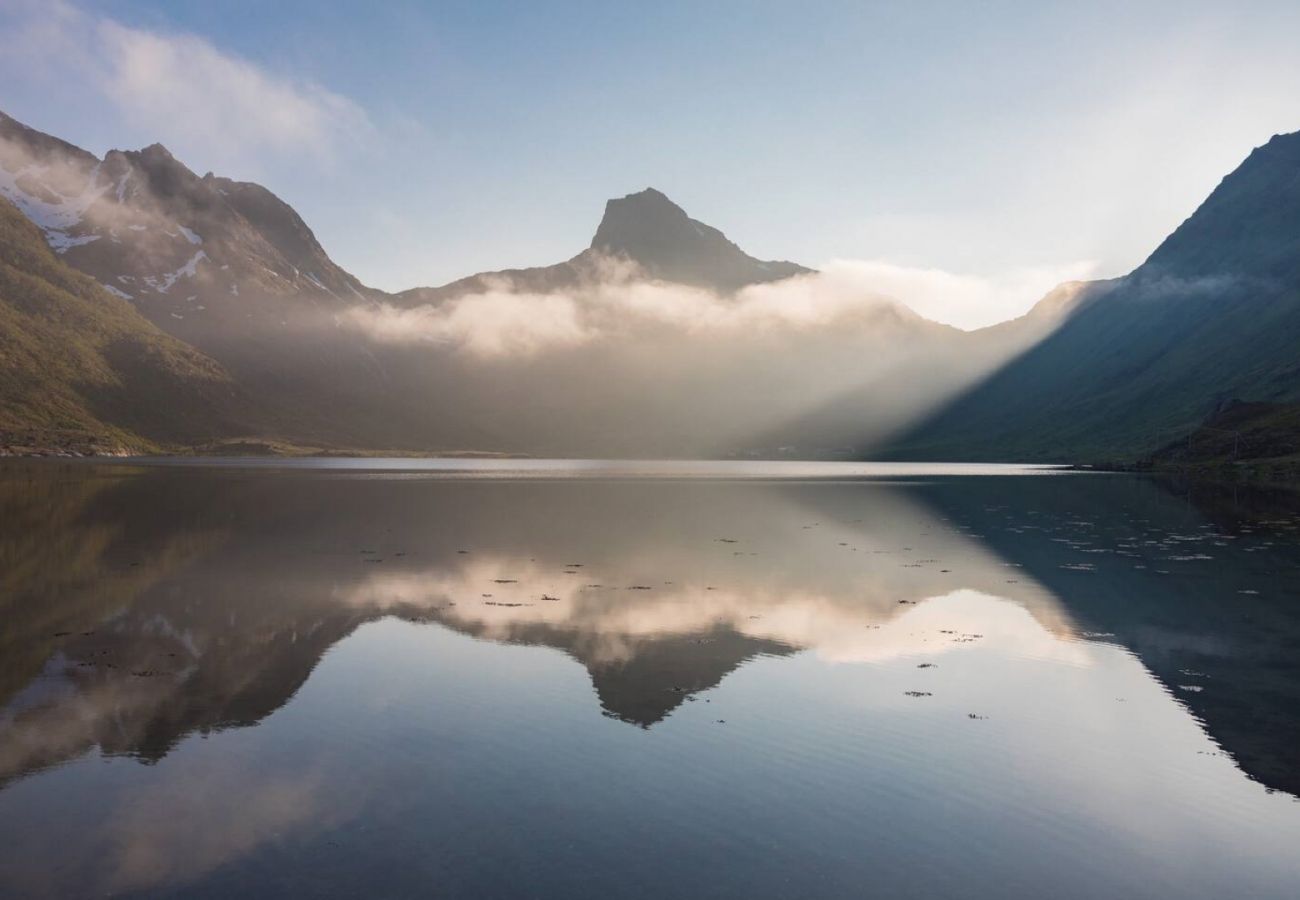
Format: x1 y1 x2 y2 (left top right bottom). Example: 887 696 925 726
887 131 1300 462
0 196 246 453
1139 400 1300 482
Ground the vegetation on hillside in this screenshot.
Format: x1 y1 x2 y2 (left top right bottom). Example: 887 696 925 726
0 197 245 454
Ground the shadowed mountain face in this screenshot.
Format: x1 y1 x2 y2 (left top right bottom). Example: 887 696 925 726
589 188 809 291
2 463 1298 798
398 187 811 306
890 131 1300 462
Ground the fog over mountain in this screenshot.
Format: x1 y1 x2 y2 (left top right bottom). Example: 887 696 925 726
0 110 1075 457
2 106 1297 461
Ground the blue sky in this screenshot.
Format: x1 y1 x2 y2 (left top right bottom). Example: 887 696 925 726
2 0 1299 325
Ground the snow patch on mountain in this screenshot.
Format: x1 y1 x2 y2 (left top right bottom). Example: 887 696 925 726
145 250 208 293
47 231 101 252
0 161 111 253
304 271 338 298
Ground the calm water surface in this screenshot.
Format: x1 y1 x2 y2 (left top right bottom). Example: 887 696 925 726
2 460 1299 898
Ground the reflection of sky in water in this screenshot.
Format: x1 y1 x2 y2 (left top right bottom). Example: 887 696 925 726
1 462 1299 898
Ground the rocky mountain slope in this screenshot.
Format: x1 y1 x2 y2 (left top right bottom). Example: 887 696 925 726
0 110 472 452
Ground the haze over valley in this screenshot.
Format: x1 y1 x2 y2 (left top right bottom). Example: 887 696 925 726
4 105 1298 462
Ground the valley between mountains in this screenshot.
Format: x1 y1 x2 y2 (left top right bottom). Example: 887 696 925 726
3 109 1299 468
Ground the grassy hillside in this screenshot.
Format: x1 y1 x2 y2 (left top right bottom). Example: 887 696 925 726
0 196 247 454
1137 401 1300 482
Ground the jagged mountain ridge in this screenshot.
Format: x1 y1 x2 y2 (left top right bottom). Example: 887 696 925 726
0 110 476 451
0 111 376 320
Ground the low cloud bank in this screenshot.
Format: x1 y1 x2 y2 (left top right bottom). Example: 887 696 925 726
338 258 1082 455
347 258 1087 359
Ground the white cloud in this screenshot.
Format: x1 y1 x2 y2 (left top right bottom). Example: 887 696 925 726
347 256 1090 358
359 288 593 357
818 259 1098 330
346 263 905 358
0 0 369 171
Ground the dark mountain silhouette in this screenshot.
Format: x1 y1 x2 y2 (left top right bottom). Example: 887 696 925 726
590 188 809 290
887 131 1300 462
400 187 810 305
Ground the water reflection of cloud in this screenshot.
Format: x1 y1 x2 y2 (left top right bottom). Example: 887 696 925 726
343 557 1087 668
102 764 347 894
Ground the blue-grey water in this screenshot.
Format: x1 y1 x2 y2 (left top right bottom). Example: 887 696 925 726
1 459 1299 898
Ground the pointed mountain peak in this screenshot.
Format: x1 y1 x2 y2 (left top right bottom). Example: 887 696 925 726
603 187 684 215
589 187 810 292
591 187 700 253
118 141 199 185
139 142 175 161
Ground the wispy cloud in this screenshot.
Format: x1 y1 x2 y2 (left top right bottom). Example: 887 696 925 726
0 0 370 171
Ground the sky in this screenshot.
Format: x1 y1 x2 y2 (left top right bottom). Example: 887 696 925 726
1 0 1299 328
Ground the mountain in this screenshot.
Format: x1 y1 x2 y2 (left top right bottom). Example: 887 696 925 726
16 105 1292 462
887 130 1300 462
2 110 851 456
0 194 247 454
0 111 376 320
0 110 453 453
391 189 1007 456
400 187 810 305
590 188 809 290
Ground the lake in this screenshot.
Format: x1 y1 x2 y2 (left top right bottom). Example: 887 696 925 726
2 459 1299 898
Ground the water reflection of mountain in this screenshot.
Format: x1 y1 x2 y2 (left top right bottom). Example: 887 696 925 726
904 475 1300 796
2 463 1298 796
